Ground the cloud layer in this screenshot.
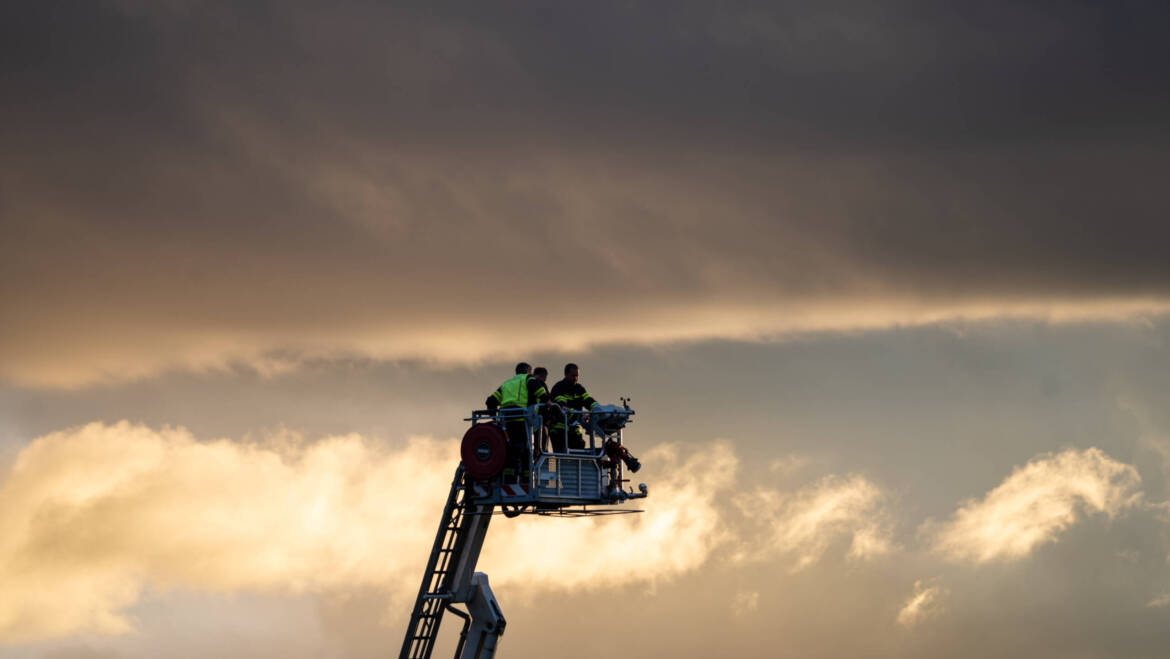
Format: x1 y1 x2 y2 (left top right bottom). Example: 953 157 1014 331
1 418 1162 649
0 422 741 642
0 420 916 644
2 2 1169 387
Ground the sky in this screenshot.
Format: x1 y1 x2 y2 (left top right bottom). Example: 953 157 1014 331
2 1 1169 657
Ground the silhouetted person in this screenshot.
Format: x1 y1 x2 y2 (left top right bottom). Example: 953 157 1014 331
549 363 597 452
532 366 551 451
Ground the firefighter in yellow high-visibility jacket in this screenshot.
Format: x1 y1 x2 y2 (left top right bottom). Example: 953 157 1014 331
485 362 549 482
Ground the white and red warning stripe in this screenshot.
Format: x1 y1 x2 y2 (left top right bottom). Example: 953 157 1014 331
501 483 529 497
472 483 529 497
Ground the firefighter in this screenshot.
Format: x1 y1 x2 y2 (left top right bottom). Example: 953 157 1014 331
549 362 598 452
532 367 551 451
485 362 550 482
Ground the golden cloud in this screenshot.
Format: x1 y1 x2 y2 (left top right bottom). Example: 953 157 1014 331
0 422 738 643
896 579 947 628
6 297 1167 390
929 448 1143 563
733 473 894 570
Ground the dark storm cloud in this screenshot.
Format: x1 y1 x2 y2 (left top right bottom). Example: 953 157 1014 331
2 0 1169 386
11 0 1161 144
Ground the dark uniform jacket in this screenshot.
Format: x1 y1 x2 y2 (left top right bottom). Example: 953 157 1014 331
549 380 597 422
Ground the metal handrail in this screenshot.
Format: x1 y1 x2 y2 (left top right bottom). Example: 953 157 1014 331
462 406 636 502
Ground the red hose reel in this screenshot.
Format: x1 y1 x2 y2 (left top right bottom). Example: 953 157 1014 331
460 424 507 481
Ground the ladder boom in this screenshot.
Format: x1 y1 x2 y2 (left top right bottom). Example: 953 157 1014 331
399 466 494 659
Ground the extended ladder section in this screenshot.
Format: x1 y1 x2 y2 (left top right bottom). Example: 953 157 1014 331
400 466 501 659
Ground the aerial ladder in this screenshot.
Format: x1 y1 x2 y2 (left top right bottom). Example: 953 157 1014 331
399 402 647 659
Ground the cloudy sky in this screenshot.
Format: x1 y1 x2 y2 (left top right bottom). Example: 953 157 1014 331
2 1 1169 657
